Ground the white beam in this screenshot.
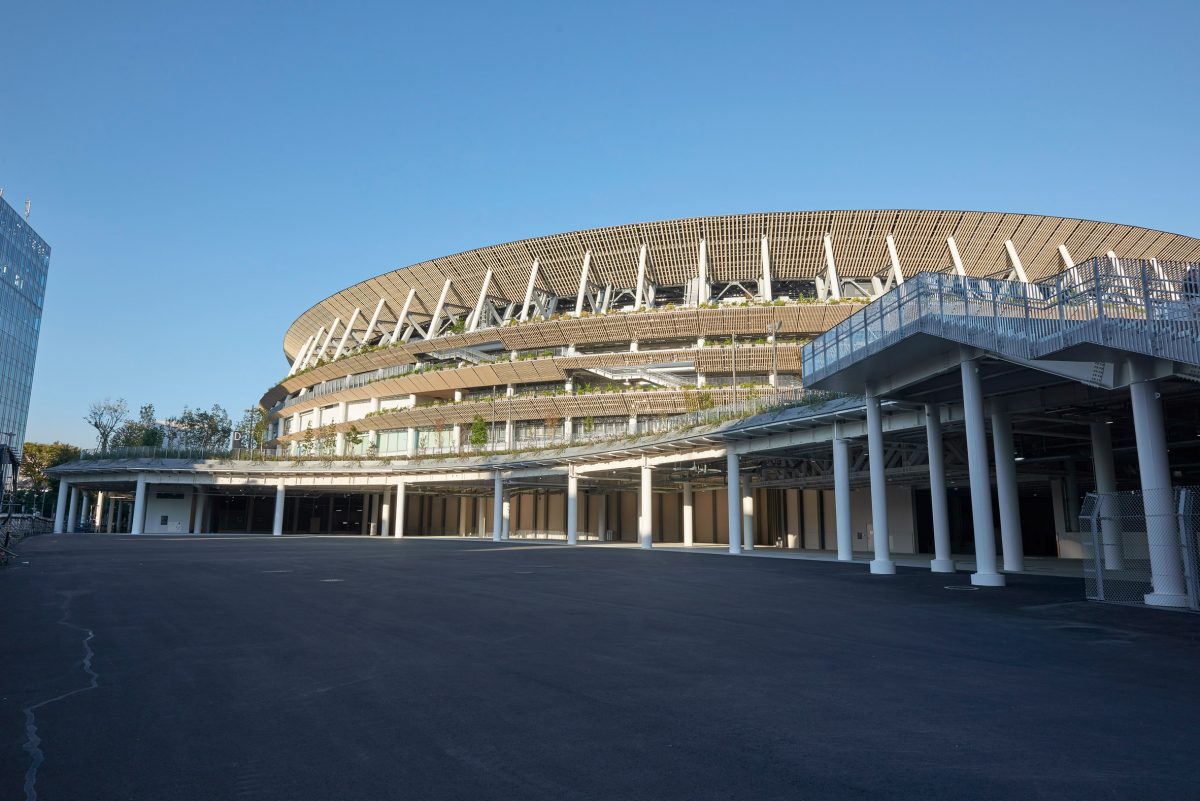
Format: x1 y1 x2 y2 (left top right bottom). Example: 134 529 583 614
946 236 966 276
288 335 315 376
1057 244 1082 289
313 318 341 365
634 245 648 310
760 234 773 302
469 269 494 331
428 278 453 337
885 233 904 287
573 251 592 316
1003 239 1031 284
519 259 540 321
360 296 388 348
823 234 841 300
333 307 362 360
302 327 325 369
388 288 417 345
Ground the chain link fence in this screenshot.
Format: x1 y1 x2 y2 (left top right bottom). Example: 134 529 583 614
1080 487 1200 610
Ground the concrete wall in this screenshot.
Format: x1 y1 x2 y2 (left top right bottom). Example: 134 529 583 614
144 487 194 534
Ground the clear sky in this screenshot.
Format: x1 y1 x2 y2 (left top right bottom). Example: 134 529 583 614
4 0 1198 448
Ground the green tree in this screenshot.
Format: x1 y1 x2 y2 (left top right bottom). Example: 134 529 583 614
21 441 82 518
468 415 488 449
112 404 164 448
169 404 233 450
234 407 270 451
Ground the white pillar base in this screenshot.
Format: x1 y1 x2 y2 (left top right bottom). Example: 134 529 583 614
970 572 1006 587
1144 591 1189 608
870 559 896 575
929 558 956 573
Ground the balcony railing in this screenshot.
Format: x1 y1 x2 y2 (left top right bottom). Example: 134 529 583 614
802 258 1200 386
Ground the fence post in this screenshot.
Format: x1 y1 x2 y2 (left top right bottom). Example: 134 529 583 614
1177 488 1199 611
1089 498 1105 602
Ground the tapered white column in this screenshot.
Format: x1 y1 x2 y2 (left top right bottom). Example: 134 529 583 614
682 482 694 546
54 480 70 533
1089 421 1122 569
726 451 742 554
741 474 754 552
395 480 407 538
1129 373 1187 606
566 468 578 545
272 482 285 537
492 472 503 542
925 404 954 572
193 494 207 534
458 496 469 537
93 491 105 528
866 393 895 574
105 495 116 533
66 487 80 533
380 486 391 537
961 357 1004 586
501 492 511 540
639 459 653 549
833 426 852 560
131 475 148 536
990 409 1024 572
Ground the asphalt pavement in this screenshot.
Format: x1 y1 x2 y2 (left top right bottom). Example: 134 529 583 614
2 534 1198 801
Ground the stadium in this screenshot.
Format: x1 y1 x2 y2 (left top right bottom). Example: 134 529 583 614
51 210 1200 608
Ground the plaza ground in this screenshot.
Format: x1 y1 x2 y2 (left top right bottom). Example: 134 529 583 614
2 534 1198 800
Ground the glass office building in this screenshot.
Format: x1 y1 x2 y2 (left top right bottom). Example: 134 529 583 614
0 195 50 454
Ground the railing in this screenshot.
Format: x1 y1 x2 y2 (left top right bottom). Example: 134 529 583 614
802 258 1200 385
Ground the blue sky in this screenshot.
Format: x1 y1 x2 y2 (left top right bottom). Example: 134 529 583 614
4 0 1198 447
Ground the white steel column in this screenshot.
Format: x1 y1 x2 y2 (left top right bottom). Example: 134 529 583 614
634 245 648 310
492 472 503 542
1129 372 1187 606
476 495 486 537
193 493 207 534
697 238 710 304
822 234 841 300
925 404 955 572
272 482 285 537
1089 421 1123 569
946 236 966 276
395 480 407 538
92 491 106 529
388 287 417 345
360 493 370 535
760 234 773 301
573 251 592 316
726 451 741 554
519 260 540 321
288 334 315 376
961 357 1004 586
458 496 469 537
427 278 452 337
741 474 754 552
380 486 391 538
566 467 579 545
833 424 852 561
105 496 115 533
639 459 653 549
469 269 494 332
67 487 80 533
682 482 694 546
131 475 148 536
865 393 895 574
885 233 905 287
333 307 361 359
54 481 69 533
360 296 387 348
991 408 1024 572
